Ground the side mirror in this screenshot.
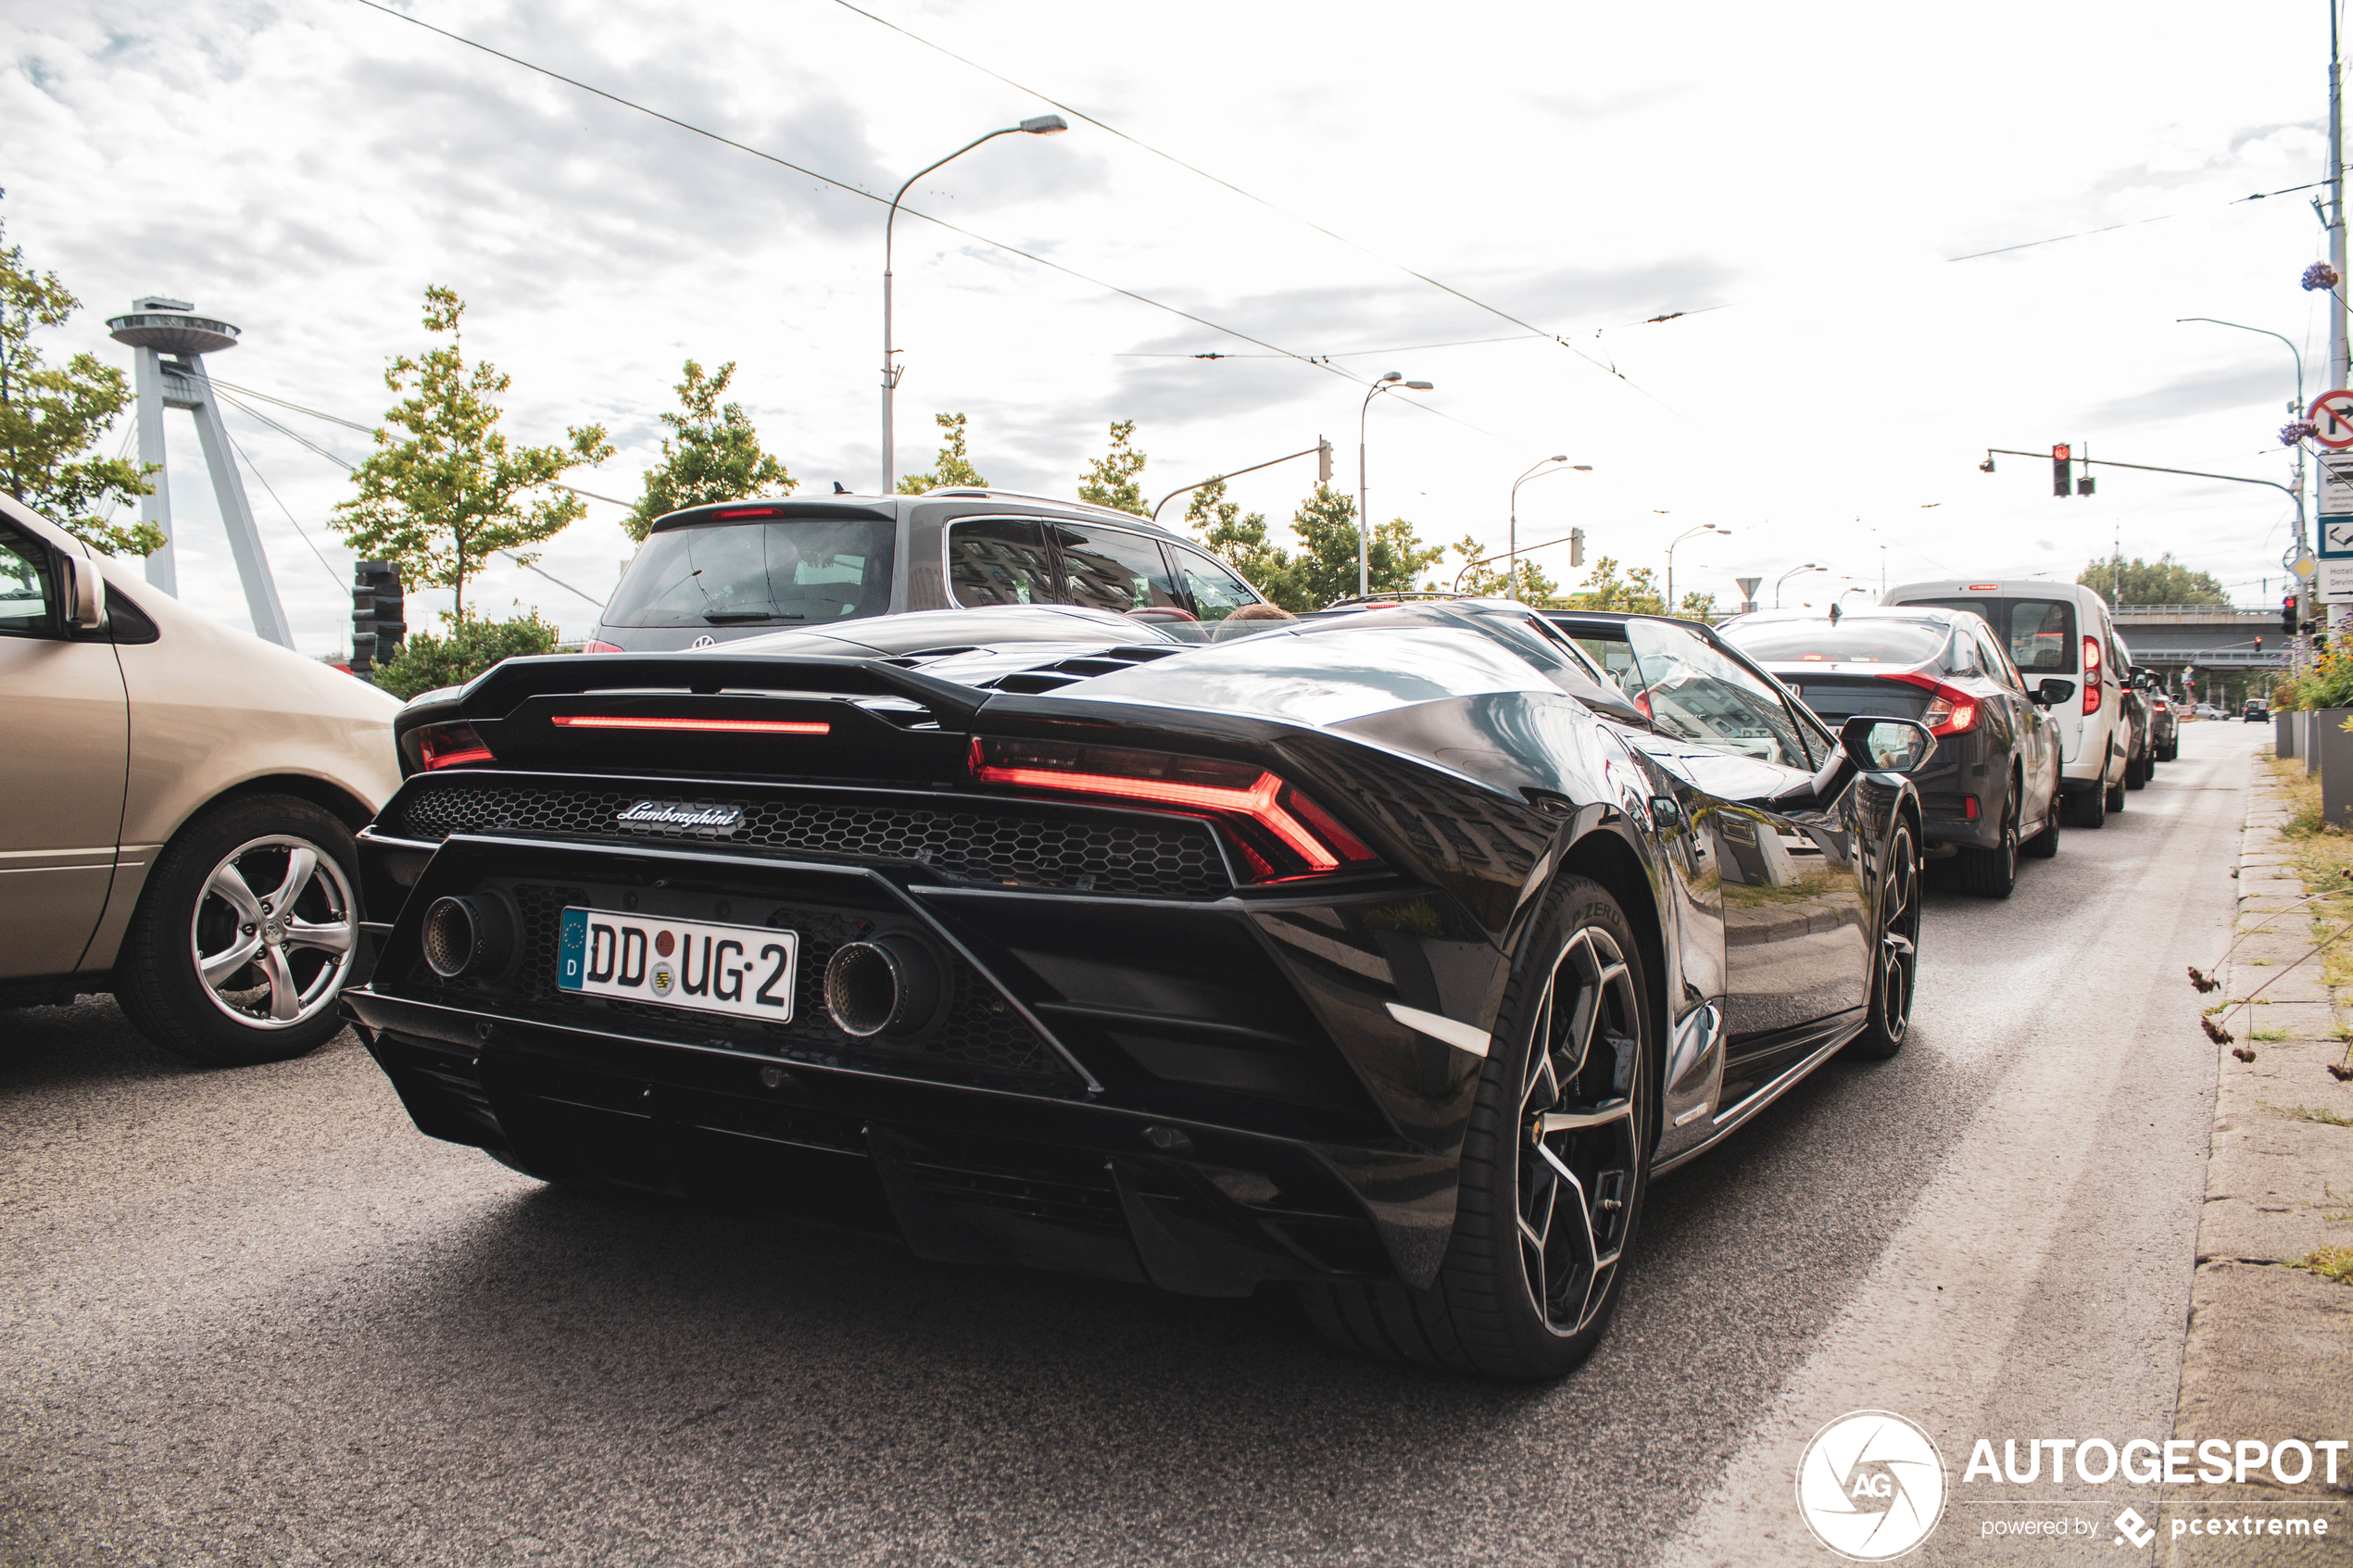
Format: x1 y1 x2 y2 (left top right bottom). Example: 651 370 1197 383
1769 716 1936 809
58 550 105 631
2031 677 2072 708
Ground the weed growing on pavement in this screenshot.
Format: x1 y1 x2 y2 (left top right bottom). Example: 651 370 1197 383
2255 1028 2293 1041
2196 760 2353 1085
2293 1246 2353 1285
2263 1102 2353 1126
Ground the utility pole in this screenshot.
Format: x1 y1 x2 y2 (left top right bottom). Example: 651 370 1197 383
2334 1 2348 394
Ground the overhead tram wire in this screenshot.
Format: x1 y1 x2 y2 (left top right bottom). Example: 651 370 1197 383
340 0 1509 443
214 383 613 610
822 0 1690 420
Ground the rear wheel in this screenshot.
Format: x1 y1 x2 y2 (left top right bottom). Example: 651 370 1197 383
2104 743 2127 813
1956 779 2020 897
2126 741 2149 789
1301 879 1652 1380
1846 824 1920 1060
2069 777 2107 828
2025 762 2062 859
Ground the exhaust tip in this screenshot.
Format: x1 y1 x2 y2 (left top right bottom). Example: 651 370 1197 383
824 935 943 1038
421 893 514 980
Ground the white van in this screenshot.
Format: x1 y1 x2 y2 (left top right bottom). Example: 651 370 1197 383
1882 579 2133 827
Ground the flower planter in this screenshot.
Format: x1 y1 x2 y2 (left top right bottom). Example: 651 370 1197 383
2319 709 2353 825
2278 709 2298 758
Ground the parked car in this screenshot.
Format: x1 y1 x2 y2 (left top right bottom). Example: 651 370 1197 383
585 489 1270 653
0 495 402 1062
2246 699 2271 722
1882 580 2133 827
344 599 1931 1381
2114 633 2152 791
1717 607 2062 897
2135 671 2179 760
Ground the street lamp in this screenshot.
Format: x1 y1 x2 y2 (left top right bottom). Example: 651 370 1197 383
881 115 1067 494
1359 371 1433 597
1774 562 1825 608
1665 523 1729 616
2179 316 2315 620
1506 457 1588 600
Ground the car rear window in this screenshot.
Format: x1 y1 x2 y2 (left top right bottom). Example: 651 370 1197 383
1904 596 2076 673
1722 620 1947 666
604 517 896 629
948 518 1059 607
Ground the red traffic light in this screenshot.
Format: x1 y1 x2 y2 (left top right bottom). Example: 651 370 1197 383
2052 444 2071 460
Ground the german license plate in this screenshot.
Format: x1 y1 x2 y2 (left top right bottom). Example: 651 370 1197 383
556 907 798 1023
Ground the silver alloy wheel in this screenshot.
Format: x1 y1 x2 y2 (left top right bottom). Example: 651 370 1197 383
1876 842 1919 1045
189 834 358 1030
1516 923 1646 1338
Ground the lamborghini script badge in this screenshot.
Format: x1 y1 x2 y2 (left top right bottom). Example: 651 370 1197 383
616 800 744 834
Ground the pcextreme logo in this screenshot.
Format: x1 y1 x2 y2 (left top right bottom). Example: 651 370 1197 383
1796 1411 1948 1561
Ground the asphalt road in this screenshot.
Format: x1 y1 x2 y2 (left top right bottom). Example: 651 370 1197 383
0 722 2260 1567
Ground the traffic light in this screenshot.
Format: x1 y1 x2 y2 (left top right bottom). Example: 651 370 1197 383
2285 594 2300 633
2077 475 2095 496
351 560 406 677
1569 527 1586 568
2255 635 2265 656
2052 444 2071 498
1316 437 1333 484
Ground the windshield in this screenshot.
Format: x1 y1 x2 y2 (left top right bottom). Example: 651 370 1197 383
1723 619 1948 667
603 518 897 628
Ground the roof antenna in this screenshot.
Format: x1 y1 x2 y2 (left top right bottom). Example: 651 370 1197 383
834 481 851 494
1828 600 1843 623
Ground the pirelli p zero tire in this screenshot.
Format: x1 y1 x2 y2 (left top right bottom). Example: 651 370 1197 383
113 794 360 1067
1845 823 1919 1060
1301 878 1654 1381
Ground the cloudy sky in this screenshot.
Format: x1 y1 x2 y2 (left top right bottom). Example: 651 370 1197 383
6 0 2343 652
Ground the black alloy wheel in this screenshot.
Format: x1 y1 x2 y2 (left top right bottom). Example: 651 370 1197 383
1847 824 1919 1060
1957 777 2019 897
1300 878 1653 1381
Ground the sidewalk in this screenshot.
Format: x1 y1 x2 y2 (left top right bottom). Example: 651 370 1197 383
2163 744 2353 1562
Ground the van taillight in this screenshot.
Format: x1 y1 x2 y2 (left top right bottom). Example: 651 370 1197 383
2082 635 2102 714
583 638 625 654
966 736 1378 883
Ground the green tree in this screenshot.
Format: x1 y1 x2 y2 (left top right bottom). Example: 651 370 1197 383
1186 475 1309 608
1566 556 1667 613
1448 535 1560 603
1675 589 1718 622
369 606 562 700
1077 419 1148 516
333 286 613 620
898 411 988 494
2077 552 2230 607
0 207 158 556
1289 484 1443 606
625 359 793 541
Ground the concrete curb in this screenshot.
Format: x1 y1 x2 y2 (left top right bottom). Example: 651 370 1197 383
2161 742 2353 1562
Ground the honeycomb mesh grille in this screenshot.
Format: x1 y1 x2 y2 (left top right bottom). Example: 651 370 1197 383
407 883 1073 1086
396 781 1227 898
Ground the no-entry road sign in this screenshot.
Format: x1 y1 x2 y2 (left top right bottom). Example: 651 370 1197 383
2311 390 2353 448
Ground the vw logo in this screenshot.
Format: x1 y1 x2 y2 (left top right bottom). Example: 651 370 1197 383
690 635 716 648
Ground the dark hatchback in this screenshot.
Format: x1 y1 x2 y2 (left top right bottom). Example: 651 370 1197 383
587 489 1268 653
1718 607 2066 897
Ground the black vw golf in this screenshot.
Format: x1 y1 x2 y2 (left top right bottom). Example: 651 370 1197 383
346 599 1931 1380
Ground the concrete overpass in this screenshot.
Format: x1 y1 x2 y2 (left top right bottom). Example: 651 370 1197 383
2109 605 2287 673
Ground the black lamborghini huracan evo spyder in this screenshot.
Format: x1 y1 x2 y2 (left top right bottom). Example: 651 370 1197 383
345 598 1932 1380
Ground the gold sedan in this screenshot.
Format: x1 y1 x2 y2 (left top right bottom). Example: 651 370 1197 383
0 495 400 1063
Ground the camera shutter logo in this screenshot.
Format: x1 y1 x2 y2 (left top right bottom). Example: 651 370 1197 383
1794 1410 1947 1561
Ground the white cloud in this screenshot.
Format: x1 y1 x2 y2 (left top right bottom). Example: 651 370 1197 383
2 0 2339 652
